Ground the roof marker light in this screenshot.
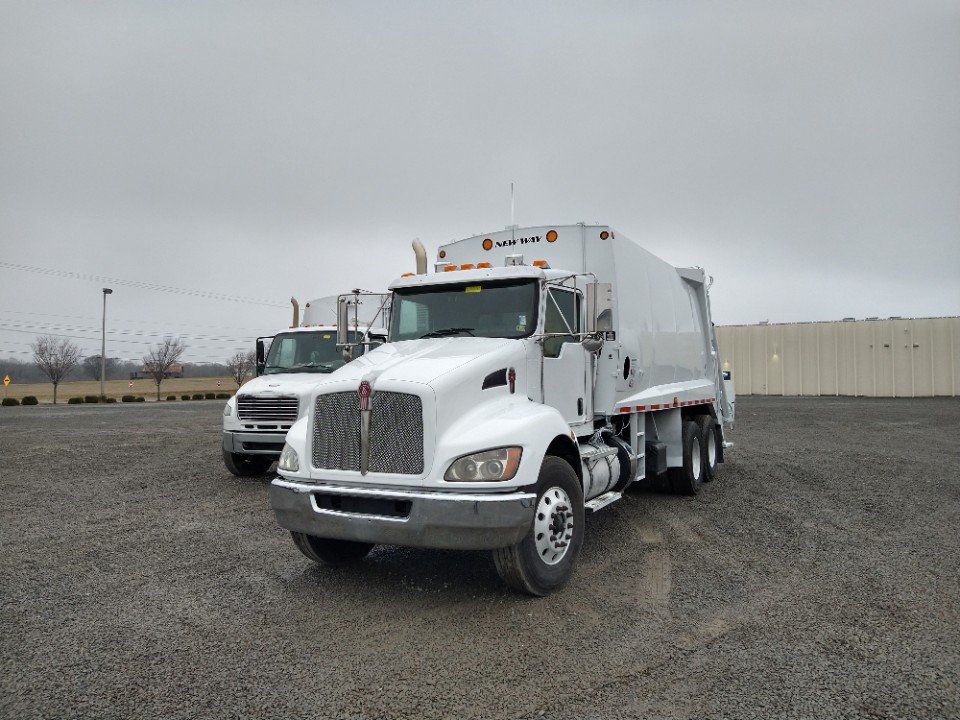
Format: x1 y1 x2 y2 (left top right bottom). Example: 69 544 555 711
444 265 457 272
400 272 414 278
476 261 491 268
439 250 447 259
546 230 558 242
482 238 493 251
460 263 474 270
532 259 549 268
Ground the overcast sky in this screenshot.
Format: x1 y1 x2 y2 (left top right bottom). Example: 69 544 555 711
1 1 958 363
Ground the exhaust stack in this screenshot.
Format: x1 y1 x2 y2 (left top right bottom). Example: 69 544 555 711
290 297 299 328
412 238 427 275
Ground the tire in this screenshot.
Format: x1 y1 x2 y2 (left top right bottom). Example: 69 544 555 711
696 414 719 481
493 456 584 596
222 449 274 477
668 420 704 495
291 532 374 565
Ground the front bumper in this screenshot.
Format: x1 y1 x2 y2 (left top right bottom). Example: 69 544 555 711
222 430 286 456
270 478 536 550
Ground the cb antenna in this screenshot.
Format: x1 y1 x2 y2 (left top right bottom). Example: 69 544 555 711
510 181 518 240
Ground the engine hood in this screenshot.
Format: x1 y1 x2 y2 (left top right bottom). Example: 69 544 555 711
323 337 521 391
236 372 336 397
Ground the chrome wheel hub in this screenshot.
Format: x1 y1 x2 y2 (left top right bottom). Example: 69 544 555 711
534 486 574 565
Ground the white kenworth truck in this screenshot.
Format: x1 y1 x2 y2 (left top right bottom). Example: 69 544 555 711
270 225 734 594
222 294 387 476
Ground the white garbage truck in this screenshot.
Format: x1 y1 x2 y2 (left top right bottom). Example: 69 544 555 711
221 293 387 476
270 225 734 594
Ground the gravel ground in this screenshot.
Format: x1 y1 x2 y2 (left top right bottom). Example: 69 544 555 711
1 397 958 719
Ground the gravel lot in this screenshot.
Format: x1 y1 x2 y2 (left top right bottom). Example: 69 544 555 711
1 397 958 719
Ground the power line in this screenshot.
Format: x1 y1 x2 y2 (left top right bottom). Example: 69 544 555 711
0 320 255 343
0 325 249 352
0 308 276 334
0 261 289 308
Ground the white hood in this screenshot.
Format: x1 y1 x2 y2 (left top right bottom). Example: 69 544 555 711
237 372 337 398
320 337 518 390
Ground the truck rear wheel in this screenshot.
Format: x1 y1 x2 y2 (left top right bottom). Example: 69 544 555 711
669 420 704 495
291 532 375 565
696 414 719 481
222 449 274 477
493 456 584 596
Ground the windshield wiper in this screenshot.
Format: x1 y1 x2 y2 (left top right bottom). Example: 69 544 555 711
420 327 476 338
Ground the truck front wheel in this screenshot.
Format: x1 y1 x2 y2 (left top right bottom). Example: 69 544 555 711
222 449 274 477
493 456 584 596
291 532 375 565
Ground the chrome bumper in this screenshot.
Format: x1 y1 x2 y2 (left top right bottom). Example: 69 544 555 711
270 478 536 550
222 430 286 456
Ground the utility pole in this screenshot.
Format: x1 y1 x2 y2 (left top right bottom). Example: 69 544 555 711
100 288 113 400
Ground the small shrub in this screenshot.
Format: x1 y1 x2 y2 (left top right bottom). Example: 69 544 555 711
84 395 100 403
204 392 216 400
2 397 20 406
181 394 191 401
136 396 145 402
105 397 117 403
192 393 204 400
166 395 177 401
215 392 230 399
67 397 83 405
122 395 136 402
21 396 39 406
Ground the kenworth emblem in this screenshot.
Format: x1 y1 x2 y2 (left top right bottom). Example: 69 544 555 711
358 380 371 410
358 380 372 475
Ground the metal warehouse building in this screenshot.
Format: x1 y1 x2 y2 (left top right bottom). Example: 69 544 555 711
715 316 959 397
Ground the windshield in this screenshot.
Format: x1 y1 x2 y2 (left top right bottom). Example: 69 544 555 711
264 331 365 374
389 280 539 341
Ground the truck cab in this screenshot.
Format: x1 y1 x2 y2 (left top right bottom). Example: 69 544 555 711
270 225 734 594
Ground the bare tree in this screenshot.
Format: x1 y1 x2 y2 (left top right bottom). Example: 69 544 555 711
227 351 255 388
82 354 117 381
143 337 186 401
32 336 81 404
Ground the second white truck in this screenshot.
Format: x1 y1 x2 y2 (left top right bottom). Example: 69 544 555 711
222 294 386 476
270 225 734 594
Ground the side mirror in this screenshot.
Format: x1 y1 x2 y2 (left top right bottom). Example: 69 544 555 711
581 336 603 353
723 370 732 380
585 283 613 333
337 298 351 347
255 339 266 376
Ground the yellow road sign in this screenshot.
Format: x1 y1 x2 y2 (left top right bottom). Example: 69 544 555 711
2 375 9 387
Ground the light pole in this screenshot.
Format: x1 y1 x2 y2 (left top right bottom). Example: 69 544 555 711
100 288 113 400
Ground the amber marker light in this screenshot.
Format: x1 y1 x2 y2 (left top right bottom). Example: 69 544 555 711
400 272 414 277
532 259 548 268
482 238 493 251
546 230 558 242
439 250 447 259
460 263 474 270
476 261 491 268
600 231 609 240
444 265 457 272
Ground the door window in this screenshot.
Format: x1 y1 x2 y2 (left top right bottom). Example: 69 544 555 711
544 288 581 358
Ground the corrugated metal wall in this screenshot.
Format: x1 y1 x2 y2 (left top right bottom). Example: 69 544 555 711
716 317 959 397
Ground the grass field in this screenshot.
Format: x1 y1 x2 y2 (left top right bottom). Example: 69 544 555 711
1 376 243 403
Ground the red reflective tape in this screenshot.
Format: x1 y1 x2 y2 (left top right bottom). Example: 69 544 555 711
651 403 660 410
637 405 646 411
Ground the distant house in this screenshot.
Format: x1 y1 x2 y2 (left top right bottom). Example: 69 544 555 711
130 362 184 380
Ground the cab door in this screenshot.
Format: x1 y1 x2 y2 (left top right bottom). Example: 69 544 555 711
541 286 588 426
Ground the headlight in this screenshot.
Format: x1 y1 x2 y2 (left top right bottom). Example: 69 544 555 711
278 443 300 472
223 402 232 417
444 447 522 482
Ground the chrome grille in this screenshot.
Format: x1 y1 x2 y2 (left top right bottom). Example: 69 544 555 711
236 395 299 424
312 391 424 475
